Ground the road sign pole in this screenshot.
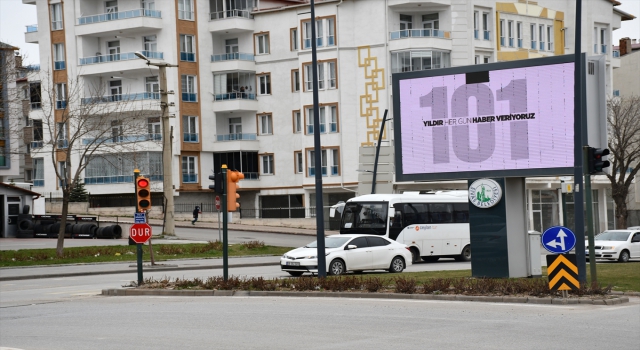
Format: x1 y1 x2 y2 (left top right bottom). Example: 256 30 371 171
134 169 143 285
222 165 228 281
583 147 598 284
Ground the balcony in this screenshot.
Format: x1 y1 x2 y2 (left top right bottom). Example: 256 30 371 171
208 10 254 33
56 101 67 110
182 173 198 183
33 180 44 187
30 140 44 149
81 92 160 105
84 175 162 185
25 24 38 44
182 93 197 102
77 51 163 76
613 50 620 58
180 52 196 62
210 52 255 72
212 92 258 113
183 133 199 142
388 29 451 52
79 51 163 65
216 133 257 141
76 9 163 37
57 139 69 149
308 166 337 176
54 61 65 70
81 134 159 145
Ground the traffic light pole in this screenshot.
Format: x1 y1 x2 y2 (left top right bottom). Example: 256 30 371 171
583 147 598 284
222 165 229 281
134 169 143 285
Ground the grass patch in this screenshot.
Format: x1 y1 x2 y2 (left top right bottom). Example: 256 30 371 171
0 241 291 267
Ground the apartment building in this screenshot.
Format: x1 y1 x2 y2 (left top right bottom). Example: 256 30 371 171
23 0 633 231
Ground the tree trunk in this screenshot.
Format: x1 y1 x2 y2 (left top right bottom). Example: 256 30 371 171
612 184 628 229
56 194 70 257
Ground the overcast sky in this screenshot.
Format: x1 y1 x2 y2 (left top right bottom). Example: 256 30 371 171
1 0 639 65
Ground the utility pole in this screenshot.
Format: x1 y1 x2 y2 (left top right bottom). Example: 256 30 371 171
135 52 178 236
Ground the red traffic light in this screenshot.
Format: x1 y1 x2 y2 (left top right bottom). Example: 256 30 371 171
137 178 149 187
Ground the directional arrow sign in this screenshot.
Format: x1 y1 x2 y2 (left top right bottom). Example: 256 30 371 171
541 226 577 254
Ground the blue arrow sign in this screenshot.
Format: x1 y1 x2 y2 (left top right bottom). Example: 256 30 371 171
134 213 146 224
541 226 577 254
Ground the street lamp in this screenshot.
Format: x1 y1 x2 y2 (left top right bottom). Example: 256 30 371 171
135 51 178 236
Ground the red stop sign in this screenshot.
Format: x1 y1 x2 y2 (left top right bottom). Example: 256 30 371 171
129 223 152 244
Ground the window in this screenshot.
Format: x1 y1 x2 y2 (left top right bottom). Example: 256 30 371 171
291 69 300 92
293 110 302 133
400 14 412 31
302 16 336 49
178 0 194 20
145 76 159 99
499 19 505 46
148 117 161 140
33 158 44 186
600 28 607 54
57 122 68 149
294 151 303 174
305 104 339 134
473 11 479 39
107 40 120 61
181 75 197 102
539 24 545 51
225 38 239 56
183 116 198 142
422 13 439 35
109 80 122 101
228 117 242 139
547 25 553 51
111 120 122 143
307 147 339 176
30 82 41 109
51 3 62 30
530 23 537 50
261 154 274 175
180 34 196 62
613 90 620 97
258 74 271 95
516 22 523 48
507 21 514 47
144 35 157 52
483 56 490 64
593 27 598 53
303 60 337 91
53 43 65 70
482 12 490 40
258 114 272 135
105 0 118 16
290 28 298 51
55 83 67 109
182 156 198 183
255 33 270 55
474 55 480 64
390 50 451 73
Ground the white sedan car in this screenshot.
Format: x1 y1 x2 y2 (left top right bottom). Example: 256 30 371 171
585 230 640 262
280 234 412 276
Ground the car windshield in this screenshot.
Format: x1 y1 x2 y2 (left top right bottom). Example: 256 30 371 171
305 237 352 249
595 231 631 241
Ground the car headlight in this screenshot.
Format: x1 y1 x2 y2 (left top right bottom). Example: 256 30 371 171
602 246 616 250
305 255 317 259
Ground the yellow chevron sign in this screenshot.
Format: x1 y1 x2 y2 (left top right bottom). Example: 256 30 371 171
546 254 580 291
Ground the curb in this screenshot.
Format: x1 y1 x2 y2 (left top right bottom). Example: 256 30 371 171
100 289 631 305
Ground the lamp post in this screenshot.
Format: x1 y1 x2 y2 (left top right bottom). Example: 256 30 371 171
135 51 178 236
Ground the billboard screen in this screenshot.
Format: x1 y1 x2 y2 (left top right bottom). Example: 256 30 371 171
393 55 576 182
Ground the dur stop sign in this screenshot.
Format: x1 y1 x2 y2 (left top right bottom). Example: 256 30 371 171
129 223 152 244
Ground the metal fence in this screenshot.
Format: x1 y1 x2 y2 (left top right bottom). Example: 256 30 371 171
175 202 216 213
89 194 164 209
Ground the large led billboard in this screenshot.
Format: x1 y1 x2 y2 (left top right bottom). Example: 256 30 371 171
393 55 576 182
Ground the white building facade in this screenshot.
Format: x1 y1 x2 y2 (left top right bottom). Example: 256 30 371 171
23 0 634 231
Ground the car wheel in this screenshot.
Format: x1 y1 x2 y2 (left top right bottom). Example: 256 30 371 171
618 250 630 263
328 259 346 276
410 247 421 264
287 271 304 277
455 245 472 262
389 256 405 273
422 256 439 262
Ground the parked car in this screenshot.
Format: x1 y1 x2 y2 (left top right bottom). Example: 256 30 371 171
585 230 640 262
627 226 640 230
280 234 412 276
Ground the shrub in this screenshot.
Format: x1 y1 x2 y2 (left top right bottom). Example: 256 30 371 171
394 277 417 294
422 278 452 294
241 240 265 249
364 277 385 292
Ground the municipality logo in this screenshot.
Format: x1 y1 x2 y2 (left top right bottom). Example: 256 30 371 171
468 179 502 208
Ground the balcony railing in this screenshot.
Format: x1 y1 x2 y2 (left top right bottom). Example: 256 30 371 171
26 24 38 32
79 51 163 65
209 9 253 20
508 38 514 47
182 93 197 102
26 64 40 71
180 52 196 62
613 50 620 58
216 133 257 141
183 173 198 183
531 41 537 50
179 10 194 20
31 141 44 149
54 61 66 70
307 124 327 134
601 45 607 54
517 38 523 48
183 133 199 142
81 92 160 105
84 175 162 185
31 102 41 110
56 101 67 109
78 9 161 25
474 29 479 39
500 37 505 46
81 134 158 145
57 139 69 149
540 41 545 51
33 180 44 187
483 30 490 40
211 52 254 62
213 92 256 101
389 29 446 40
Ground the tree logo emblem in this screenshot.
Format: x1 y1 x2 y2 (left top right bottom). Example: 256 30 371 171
468 179 503 209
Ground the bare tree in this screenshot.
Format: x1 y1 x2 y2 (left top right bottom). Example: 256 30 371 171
606 95 640 229
32 67 157 256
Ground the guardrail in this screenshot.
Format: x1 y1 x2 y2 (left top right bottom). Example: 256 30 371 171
78 9 161 25
389 29 446 40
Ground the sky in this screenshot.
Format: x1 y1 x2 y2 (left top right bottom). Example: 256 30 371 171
0 0 639 65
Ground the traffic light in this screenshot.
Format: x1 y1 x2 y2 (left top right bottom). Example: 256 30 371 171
136 176 152 212
226 170 244 212
208 173 223 193
587 147 610 174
